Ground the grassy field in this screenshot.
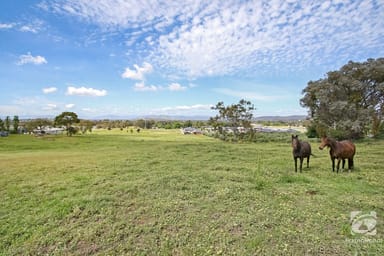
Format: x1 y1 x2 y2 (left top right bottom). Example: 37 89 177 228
0 129 383 255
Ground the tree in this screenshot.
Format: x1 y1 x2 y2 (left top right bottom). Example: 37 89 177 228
79 120 94 134
184 120 193 128
209 99 255 140
25 118 52 133
301 58 384 139
0 118 4 131
4 116 11 132
13 115 20 134
54 112 80 136
134 119 154 129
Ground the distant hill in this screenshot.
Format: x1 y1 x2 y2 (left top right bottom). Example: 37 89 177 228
120 115 308 121
140 115 211 121
20 114 308 121
254 115 307 122
92 115 211 121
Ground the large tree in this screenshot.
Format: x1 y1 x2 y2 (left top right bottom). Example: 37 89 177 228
209 99 255 139
301 58 384 139
54 112 80 136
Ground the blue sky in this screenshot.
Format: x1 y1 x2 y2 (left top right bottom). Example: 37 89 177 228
1 0 383 119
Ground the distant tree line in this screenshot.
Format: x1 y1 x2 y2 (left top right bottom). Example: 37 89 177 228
0 112 210 136
0 116 20 134
92 119 208 130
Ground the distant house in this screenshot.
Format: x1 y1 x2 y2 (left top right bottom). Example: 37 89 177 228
181 127 202 135
0 131 9 137
17 126 28 134
33 127 65 135
251 124 300 133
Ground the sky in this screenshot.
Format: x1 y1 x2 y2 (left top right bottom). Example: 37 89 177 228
1 0 383 119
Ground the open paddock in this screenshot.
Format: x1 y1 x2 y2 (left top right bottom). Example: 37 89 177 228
0 129 383 255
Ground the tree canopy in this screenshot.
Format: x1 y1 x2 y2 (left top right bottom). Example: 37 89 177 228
13 116 20 134
0 118 4 131
4 116 11 132
209 99 255 140
54 112 80 136
300 58 384 139
25 118 52 132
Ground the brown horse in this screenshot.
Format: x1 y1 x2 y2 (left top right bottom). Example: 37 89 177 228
319 136 356 173
291 135 312 172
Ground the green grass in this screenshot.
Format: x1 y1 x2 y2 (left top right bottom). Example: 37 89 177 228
0 129 383 255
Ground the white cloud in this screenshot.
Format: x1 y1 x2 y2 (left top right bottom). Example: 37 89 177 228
17 53 47 65
66 86 107 96
121 62 153 80
214 88 285 101
0 19 44 34
42 87 58 94
133 81 188 92
168 83 187 91
161 104 213 111
42 103 58 110
133 82 159 92
44 0 384 77
65 103 75 108
19 19 44 33
153 104 214 115
0 23 15 29
13 97 38 105
20 25 39 33
0 19 44 33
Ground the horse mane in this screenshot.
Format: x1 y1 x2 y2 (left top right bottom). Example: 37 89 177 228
324 137 338 149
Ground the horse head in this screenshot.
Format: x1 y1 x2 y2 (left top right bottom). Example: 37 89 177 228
291 134 300 151
319 136 330 150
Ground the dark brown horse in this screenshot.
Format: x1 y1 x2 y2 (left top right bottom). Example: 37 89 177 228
291 135 312 172
319 136 356 173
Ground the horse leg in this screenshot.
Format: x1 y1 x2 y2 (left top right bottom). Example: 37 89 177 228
306 156 310 168
348 158 354 171
331 157 335 172
294 157 297 172
336 158 341 173
300 157 304 172
342 159 346 169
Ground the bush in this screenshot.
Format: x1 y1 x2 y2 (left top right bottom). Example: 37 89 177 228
306 124 318 138
206 130 293 143
67 126 79 136
328 128 363 140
